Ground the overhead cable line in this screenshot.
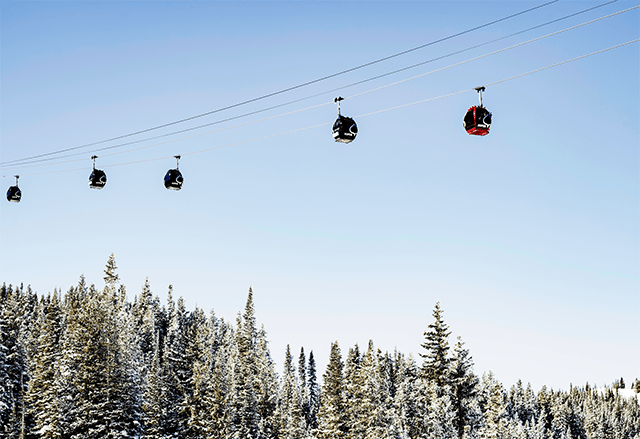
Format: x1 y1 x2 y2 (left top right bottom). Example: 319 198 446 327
2 5 635 172
2 0 620 169
4 38 636 179
0 0 561 167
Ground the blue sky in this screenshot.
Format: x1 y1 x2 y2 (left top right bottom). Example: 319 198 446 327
1 1 638 390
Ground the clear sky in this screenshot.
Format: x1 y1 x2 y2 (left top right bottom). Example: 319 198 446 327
1 1 638 391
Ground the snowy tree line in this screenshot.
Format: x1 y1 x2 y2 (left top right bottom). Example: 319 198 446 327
1 255 639 439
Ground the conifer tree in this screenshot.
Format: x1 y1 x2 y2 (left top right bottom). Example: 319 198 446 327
142 332 166 439
394 354 426 439
351 340 397 439
298 347 310 427
343 344 362 437
450 336 479 439
210 318 235 439
423 380 457 439
0 284 30 438
478 371 508 439
184 307 215 438
420 302 452 387
163 295 193 436
307 350 320 431
60 274 142 438
278 345 306 439
256 324 279 439
316 341 347 439
25 291 65 439
230 312 260 439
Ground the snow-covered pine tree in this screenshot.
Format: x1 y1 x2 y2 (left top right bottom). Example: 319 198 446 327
316 341 347 439
184 306 215 438
132 278 158 377
60 275 142 438
278 345 306 439
394 353 427 439
422 379 457 439
162 295 193 436
350 340 397 439
210 318 235 439
142 332 166 439
450 336 479 439
478 371 509 439
25 291 65 439
256 324 279 439
420 302 452 388
230 311 260 439
0 284 32 438
307 350 320 431
343 343 362 438
298 347 310 429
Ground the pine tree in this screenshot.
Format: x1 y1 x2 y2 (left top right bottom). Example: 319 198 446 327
230 311 260 439
316 341 347 439
450 336 479 439
0 284 31 438
163 295 193 437
478 371 508 439
256 324 279 439
298 347 310 428
25 291 65 439
420 302 451 387
58 259 142 439
184 307 215 438
343 343 362 438
394 354 426 439
423 379 457 439
351 340 397 439
278 345 306 439
142 332 165 439
307 350 320 431
210 318 235 439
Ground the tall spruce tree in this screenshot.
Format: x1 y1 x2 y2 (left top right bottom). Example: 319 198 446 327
307 350 320 431
0 284 31 438
278 345 306 439
25 291 65 439
420 302 452 388
298 347 310 428
450 336 479 439
316 341 347 439
394 353 426 439
231 311 260 439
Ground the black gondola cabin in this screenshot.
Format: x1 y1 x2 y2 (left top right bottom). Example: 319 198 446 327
6 176 21 203
332 97 358 143
164 155 183 190
89 156 107 189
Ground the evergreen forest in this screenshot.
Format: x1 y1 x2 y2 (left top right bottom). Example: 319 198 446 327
1 255 639 439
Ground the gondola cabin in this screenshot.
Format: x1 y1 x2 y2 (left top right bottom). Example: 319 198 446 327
164 155 183 190
164 169 183 190
332 97 358 143
89 156 107 189
333 115 358 143
89 169 107 189
463 106 492 136
463 86 492 136
6 176 21 203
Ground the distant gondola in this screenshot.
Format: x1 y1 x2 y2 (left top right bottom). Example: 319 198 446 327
6 175 22 203
164 156 184 190
89 155 107 189
463 86 492 136
332 97 358 143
